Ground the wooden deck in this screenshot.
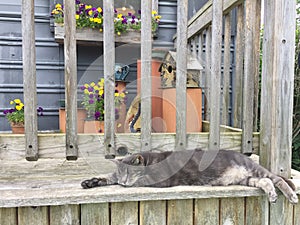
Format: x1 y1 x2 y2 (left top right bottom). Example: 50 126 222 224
0 152 300 225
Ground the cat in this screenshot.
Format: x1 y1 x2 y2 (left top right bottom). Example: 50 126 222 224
81 149 298 204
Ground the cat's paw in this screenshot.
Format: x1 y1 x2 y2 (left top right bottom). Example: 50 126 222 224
268 191 278 203
289 192 298 204
81 177 107 189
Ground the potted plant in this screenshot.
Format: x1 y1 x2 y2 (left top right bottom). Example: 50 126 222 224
3 98 43 134
51 1 161 43
80 78 126 133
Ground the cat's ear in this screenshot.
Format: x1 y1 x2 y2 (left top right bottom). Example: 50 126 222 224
132 155 144 165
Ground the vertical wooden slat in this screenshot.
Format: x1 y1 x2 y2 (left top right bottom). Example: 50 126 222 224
152 0 159 12
0 208 17 225
167 200 193 225
103 0 116 157
21 0 38 161
141 0 152 151
111 202 138 225
50 205 80 225
245 196 269 225
18 206 48 225
197 33 205 88
64 0 78 160
242 0 261 154
233 4 244 128
269 195 294 225
260 0 296 177
194 198 219 225
204 26 212 121
175 0 188 150
294 196 300 225
222 12 232 126
140 200 166 225
208 0 223 150
220 198 244 224
81 203 109 225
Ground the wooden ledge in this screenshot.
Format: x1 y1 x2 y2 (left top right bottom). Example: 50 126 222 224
1 180 299 208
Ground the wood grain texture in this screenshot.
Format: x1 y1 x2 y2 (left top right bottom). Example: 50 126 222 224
140 200 166 225
64 0 78 159
81 203 109 225
21 0 38 161
50 205 80 225
18 206 48 225
269 195 294 225
294 196 300 225
208 0 223 150
167 200 193 225
111 201 138 225
103 0 116 156
220 197 245 225
245 196 268 225
260 0 296 177
140 0 153 151
204 27 212 121
0 208 17 225
175 0 188 150
194 198 219 225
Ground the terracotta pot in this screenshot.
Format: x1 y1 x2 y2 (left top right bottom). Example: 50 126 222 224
137 59 164 132
11 123 25 134
162 88 202 133
59 108 87 133
83 120 105 133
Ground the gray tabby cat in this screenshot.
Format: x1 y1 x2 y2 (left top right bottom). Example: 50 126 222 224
81 149 298 204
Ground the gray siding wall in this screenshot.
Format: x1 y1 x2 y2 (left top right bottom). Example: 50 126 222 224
0 0 178 131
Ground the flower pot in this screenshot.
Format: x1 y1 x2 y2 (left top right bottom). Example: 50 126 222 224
83 120 104 133
59 108 87 133
11 123 25 134
162 88 202 133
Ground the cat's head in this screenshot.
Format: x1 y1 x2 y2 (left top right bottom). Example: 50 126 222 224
111 154 146 187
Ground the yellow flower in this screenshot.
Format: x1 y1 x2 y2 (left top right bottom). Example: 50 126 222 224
10 101 14 105
89 18 94 22
120 93 125 98
16 103 24 111
155 15 162 20
90 82 95 87
152 10 158 15
99 89 104 96
84 84 89 88
55 4 62 9
97 7 102 13
117 14 123 19
84 89 89 94
85 5 92 10
117 31 121 36
88 10 93 16
75 14 79 20
115 93 120 97
14 99 21 104
99 28 103 32
94 18 102 24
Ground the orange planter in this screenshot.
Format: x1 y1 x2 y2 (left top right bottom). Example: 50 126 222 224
162 88 202 133
137 59 164 132
11 124 25 134
83 120 104 133
59 108 87 133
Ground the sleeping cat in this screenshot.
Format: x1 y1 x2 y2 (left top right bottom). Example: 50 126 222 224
81 149 298 204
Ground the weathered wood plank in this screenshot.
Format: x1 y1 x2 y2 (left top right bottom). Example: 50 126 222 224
81 203 109 225
111 201 138 225
140 200 166 225
103 0 116 157
194 198 219 225
245 196 268 225
260 0 296 177
204 26 212 121
140 0 153 151
242 0 261 154
64 0 78 160
50 205 80 225
187 0 243 39
167 200 193 225
21 0 38 161
269 195 294 225
175 0 188 150
233 4 244 128
0 132 260 160
0 208 17 225
220 197 244 224
222 12 232 126
208 0 223 150
18 206 48 225
294 195 300 225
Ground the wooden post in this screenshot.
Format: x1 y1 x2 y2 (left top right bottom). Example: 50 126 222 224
175 0 188 150
64 0 78 160
260 0 296 178
103 0 116 157
21 0 38 161
209 0 223 150
242 0 261 154
204 26 212 121
222 12 232 126
141 0 152 151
